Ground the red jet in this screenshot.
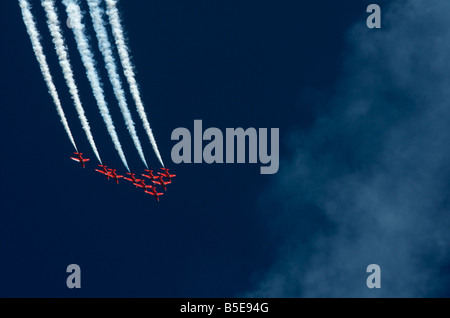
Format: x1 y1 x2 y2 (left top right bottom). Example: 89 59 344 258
142 169 157 182
70 152 90 168
158 168 176 182
95 165 110 179
123 173 141 187
153 175 171 191
144 186 164 201
135 178 152 191
107 169 123 184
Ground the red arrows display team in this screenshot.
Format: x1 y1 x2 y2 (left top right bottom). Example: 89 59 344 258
71 152 174 201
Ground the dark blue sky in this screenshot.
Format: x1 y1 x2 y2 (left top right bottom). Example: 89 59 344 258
5 0 447 298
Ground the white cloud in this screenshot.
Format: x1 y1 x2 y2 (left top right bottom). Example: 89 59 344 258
247 0 450 297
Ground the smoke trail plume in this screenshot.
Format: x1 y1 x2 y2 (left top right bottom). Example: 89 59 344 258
87 0 148 168
19 0 78 152
41 0 102 164
105 0 164 167
63 0 129 171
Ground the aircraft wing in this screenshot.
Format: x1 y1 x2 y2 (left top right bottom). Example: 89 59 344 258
96 170 111 176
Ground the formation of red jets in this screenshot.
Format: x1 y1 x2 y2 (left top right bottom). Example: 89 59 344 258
71 152 175 201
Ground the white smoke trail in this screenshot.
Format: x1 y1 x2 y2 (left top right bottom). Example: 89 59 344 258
41 0 102 164
63 0 129 171
87 0 148 169
105 0 165 167
19 0 78 152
